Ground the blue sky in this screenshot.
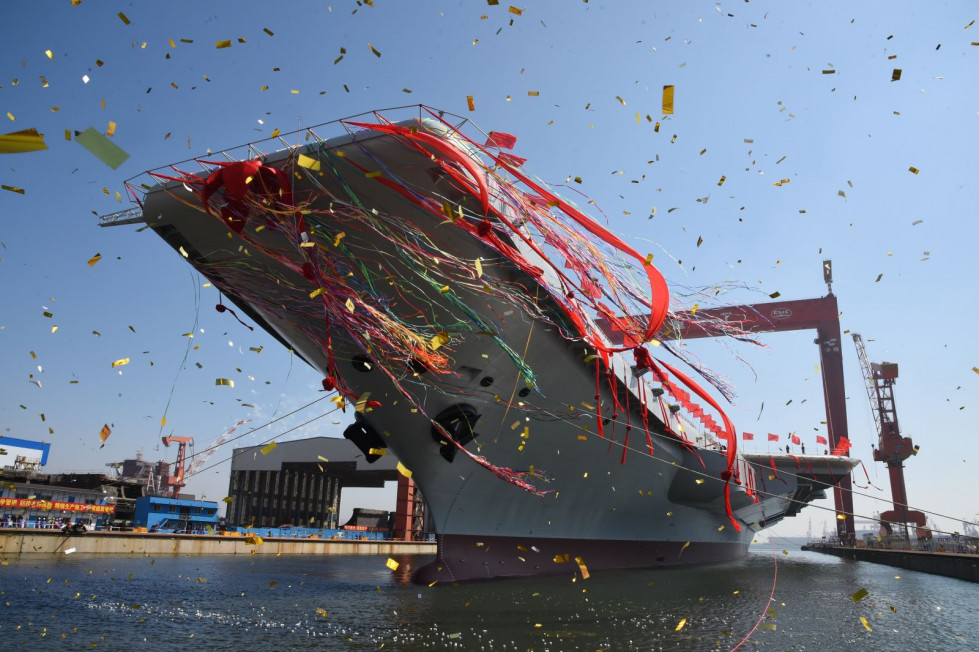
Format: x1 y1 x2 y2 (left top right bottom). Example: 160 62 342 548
1 1 977 536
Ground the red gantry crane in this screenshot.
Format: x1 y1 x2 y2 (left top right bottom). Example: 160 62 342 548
597 260 857 542
851 334 926 538
161 435 194 498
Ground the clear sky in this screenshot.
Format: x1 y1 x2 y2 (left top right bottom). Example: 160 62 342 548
1 1 977 537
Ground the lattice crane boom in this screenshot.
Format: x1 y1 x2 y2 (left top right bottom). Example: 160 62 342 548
185 419 251 477
852 334 884 439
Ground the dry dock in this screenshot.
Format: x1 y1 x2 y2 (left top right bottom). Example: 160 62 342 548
802 543 979 583
0 529 436 558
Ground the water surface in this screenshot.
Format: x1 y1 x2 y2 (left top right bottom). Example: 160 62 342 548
0 547 973 649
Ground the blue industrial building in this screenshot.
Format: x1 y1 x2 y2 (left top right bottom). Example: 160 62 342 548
133 496 219 533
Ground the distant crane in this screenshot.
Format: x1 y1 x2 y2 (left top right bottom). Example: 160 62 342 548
851 333 926 538
161 435 194 497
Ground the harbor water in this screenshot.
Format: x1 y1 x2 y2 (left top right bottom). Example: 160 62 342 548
0 546 973 650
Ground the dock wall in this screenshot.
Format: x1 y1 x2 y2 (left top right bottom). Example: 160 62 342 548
0 530 436 558
803 544 979 583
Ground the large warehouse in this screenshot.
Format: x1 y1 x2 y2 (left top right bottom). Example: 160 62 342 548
225 436 402 529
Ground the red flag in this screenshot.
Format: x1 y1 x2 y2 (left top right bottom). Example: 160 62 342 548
767 433 779 442
742 432 755 441
816 435 828 445
790 434 801 445
497 152 527 167
484 131 518 149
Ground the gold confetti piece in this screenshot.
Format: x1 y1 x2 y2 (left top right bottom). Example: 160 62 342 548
106 121 116 137
385 558 399 571
891 68 902 82
972 366 979 374
260 442 278 456
583 354 599 363
99 424 111 443
662 85 675 114
430 331 449 350
44 49 54 59
2 184 25 194
908 166 919 174
263 27 274 36
527 90 540 96
474 257 483 277
111 358 130 368
679 541 691 556
75 127 129 169
365 170 381 178
297 153 321 170
368 43 382 57
6 112 14 121
222 497 233 503
769 291 781 299
270 128 280 138
615 95 626 105
309 287 326 299
675 618 687 632
859 616 872 632
758 623 777 631
509 5 522 15
117 11 131 25
574 556 590 579
216 40 232 49
368 447 387 456
215 378 234 388
875 273 883 283
396 461 412 478
467 94 475 111
345 298 356 312
245 535 263 545
850 588 869 602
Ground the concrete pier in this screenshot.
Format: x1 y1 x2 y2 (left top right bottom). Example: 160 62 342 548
0 529 436 558
802 543 979 583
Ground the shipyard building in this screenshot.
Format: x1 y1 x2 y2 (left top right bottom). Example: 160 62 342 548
226 437 403 529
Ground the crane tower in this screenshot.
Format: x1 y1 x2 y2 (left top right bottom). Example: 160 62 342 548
851 334 926 537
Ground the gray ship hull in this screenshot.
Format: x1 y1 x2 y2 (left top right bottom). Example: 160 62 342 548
131 109 856 581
